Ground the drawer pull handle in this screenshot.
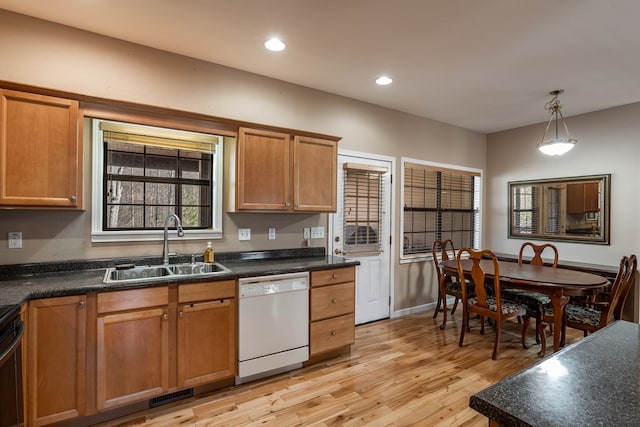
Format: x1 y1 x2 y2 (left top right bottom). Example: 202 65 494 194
332 274 337 279
331 331 337 336
332 298 337 304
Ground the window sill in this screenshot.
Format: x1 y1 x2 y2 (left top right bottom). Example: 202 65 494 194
91 229 222 243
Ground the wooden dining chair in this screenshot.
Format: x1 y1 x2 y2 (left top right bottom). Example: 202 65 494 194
456 248 530 360
538 254 637 356
501 242 558 345
432 239 463 329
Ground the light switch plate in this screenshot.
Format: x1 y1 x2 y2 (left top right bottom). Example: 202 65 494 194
268 228 276 240
238 228 251 241
8 231 22 249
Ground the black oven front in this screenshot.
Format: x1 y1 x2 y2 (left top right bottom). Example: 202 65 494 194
0 305 24 427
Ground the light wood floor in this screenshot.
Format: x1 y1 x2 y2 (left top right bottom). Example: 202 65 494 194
101 309 583 427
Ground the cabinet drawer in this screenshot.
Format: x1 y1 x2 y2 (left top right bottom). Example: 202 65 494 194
310 282 354 321
97 287 168 313
310 313 355 355
178 280 236 303
311 267 355 287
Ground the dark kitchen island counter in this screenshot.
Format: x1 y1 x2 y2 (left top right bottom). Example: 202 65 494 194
470 320 640 427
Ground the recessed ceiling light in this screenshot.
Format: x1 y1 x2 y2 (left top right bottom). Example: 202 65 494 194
375 76 393 86
265 37 286 52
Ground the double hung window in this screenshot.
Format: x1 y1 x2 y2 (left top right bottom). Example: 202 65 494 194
401 158 481 259
91 119 223 242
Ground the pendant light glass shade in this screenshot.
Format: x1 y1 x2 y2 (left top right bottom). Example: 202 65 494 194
537 90 577 156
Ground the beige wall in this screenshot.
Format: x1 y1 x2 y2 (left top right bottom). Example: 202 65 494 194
0 10 486 312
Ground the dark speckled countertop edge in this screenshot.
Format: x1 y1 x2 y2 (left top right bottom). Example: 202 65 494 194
0 247 359 307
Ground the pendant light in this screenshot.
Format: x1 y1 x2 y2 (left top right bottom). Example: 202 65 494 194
537 89 578 156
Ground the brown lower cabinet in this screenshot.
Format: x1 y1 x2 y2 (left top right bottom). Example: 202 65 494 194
27 295 87 426
309 267 356 357
26 280 237 425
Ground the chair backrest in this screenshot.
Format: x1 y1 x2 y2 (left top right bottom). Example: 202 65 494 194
432 239 455 281
518 241 559 267
456 247 501 310
608 254 638 322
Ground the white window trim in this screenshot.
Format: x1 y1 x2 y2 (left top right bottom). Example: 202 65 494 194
399 157 483 264
90 119 224 243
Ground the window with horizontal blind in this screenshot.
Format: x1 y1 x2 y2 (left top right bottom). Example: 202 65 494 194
342 163 387 254
401 158 481 258
91 119 224 242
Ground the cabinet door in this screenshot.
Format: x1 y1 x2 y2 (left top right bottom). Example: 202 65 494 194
27 295 86 426
0 89 81 208
293 136 337 212
96 307 169 410
584 182 599 212
566 183 584 214
177 299 236 388
236 127 290 210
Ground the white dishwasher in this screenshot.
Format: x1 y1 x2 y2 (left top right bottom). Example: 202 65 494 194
237 272 309 384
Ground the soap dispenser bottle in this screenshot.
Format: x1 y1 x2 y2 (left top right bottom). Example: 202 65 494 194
204 241 215 263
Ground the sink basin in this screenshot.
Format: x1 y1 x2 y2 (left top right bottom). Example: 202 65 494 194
103 262 231 284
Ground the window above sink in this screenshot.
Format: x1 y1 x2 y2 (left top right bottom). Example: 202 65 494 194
90 118 229 243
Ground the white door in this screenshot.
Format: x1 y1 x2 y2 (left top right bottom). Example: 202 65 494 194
330 151 393 325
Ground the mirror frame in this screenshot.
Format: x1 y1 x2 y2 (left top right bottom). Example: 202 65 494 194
508 174 611 245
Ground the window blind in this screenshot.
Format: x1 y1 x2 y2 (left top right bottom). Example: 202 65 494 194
342 163 387 255
402 162 480 256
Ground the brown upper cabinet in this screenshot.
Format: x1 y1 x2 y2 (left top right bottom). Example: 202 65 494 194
229 127 338 212
0 89 82 209
567 182 599 213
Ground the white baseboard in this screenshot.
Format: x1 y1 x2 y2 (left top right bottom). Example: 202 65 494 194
391 297 456 319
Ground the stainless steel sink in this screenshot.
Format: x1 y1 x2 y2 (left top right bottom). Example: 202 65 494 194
103 262 231 284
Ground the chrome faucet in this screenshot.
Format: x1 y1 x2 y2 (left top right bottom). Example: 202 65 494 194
162 213 184 265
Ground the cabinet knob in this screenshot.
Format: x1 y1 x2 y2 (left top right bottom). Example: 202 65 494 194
331 298 337 304
332 273 338 279
179 311 184 318
69 195 77 202
162 313 168 320
78 301 85 308
331 331 337 336
285 202 291 207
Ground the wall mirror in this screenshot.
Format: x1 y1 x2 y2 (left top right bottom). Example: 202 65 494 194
508 174 611 245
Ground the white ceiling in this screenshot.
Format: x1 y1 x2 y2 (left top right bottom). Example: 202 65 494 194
2 0 640 134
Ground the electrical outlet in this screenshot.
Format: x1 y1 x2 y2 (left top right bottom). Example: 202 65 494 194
268 228 276 240
311 226 325 239
238 228 251 241
303 227 311 239
8 231 22 249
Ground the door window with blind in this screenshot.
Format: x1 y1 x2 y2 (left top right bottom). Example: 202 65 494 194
342 163 387 254
91 119 224 242
401 158 481 259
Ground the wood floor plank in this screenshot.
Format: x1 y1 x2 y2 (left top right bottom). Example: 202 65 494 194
99 309 583 427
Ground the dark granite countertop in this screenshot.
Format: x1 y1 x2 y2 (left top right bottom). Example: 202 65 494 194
0 248 359 307
470 320 640 427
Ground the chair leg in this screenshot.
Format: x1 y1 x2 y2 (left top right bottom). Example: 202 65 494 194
537 321 547 357
459 309 468 348
439 292 449 330
492 319 501 360
432 294 442 319
480 316 485 335
521 315 530 349
450 297 459 315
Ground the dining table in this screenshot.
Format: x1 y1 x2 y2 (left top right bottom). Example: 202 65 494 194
439 259 610 353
